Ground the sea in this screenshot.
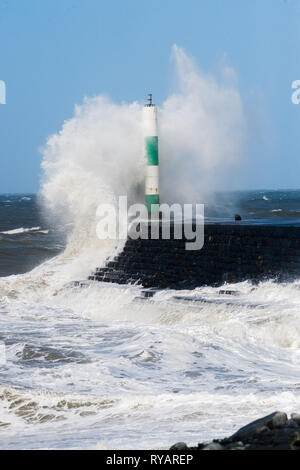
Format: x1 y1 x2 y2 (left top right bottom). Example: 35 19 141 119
1 190 300 449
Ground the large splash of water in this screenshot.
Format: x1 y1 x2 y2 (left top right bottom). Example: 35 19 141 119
40 45 246 279
160 45 246 204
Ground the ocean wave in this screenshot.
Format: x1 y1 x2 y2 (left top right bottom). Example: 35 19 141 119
2 258 300 448
0 226 42 235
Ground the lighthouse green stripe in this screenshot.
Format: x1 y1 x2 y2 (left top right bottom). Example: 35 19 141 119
145 194 160 213
145 136 158 165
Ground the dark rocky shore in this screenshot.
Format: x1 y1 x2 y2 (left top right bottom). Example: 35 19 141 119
170 412 300 450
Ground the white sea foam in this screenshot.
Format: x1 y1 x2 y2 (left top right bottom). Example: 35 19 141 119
0 47 299 449
1 267 300 449
1 226 41 235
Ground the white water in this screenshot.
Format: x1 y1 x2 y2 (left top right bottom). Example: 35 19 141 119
1 273 300 449
1 226 42 235
1 47 300 449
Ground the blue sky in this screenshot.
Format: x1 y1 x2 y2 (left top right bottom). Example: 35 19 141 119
0 0 299 192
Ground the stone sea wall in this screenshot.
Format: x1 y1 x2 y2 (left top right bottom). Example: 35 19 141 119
89 224 300 289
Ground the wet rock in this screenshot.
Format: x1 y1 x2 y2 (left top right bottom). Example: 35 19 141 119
230 411 287 441
286 419 298 428
170 411 300 451
272 411 288 428
291 413 300 424
291 431 300 450
203 442 224 450
169 442 188 450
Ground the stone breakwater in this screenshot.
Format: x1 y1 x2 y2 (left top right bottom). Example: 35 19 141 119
89 224 300 289
170 412 300 450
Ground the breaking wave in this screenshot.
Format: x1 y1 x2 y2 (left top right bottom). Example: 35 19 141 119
1 46 300 449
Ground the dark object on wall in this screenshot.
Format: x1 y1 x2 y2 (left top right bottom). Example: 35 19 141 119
234 214 242 221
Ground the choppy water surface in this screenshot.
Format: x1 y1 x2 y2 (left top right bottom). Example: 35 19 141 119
1 192 300 449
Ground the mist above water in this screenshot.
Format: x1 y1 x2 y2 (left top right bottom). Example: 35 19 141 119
160 45 246 204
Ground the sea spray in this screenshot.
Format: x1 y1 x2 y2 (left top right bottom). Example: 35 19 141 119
160 45 246 205
40 46 246 280
40 97 144 278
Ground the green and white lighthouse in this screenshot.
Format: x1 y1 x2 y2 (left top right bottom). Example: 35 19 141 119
144 93 160 214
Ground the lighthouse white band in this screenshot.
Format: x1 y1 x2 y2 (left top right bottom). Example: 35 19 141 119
145 166 159 195
143 106 158 136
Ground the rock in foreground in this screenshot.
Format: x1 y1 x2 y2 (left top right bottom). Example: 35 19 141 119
170 412 300 450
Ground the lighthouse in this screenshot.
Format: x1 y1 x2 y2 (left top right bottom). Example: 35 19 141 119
144 93 160 214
